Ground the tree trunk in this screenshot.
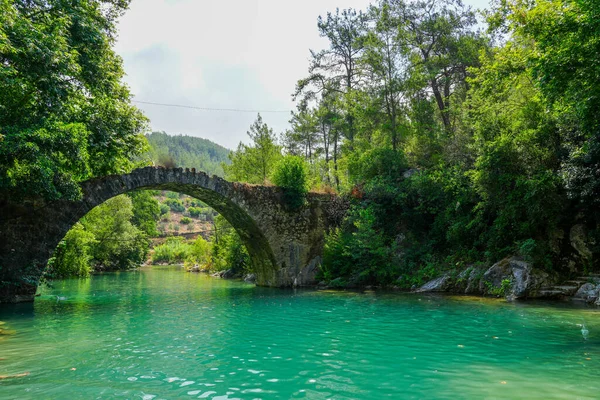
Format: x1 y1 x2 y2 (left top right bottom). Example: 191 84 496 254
431 78 451 133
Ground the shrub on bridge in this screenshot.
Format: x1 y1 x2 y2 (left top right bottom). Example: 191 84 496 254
271 155 309 209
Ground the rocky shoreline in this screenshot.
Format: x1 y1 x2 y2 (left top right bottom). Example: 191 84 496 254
185 258 600 306
413 256 600 306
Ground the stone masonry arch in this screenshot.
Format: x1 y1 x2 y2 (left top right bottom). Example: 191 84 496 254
0 167 335 303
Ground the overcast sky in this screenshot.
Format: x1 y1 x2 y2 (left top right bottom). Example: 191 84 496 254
114 0 491 150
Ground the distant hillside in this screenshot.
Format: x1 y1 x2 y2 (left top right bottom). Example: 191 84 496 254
146 131 231 177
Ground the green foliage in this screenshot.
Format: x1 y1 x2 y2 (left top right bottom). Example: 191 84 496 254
47 223 95 279
188 207 202 218
485 279 512 297
128 191 161 236
162 198 185 213
146 132 230 176
82 195 150 271
348 148 407 184
50 195 150 276
322 205 399 286
212 216 250 273
271 156 309 209
186 236 213 267
159 204 170 215
224 114 282 184
180 217 192 225
152 237 191 264
0 0 148 201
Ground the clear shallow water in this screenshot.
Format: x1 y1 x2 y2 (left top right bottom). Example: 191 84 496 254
1 267 600 399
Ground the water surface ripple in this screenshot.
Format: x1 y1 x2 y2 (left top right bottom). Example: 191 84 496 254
1 266 600 399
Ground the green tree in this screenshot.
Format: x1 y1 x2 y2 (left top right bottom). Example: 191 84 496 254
47 223 96 278
295 8 368 147
82 195 149 271
0 0 148 201
212 215 250 274
395 0 485 133
224 114 282 184
128 191 161 236
363 1 410 151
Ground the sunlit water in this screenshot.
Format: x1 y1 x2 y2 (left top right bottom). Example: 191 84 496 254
1 266 600 399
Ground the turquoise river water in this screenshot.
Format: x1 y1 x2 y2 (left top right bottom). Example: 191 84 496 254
1 266 600 399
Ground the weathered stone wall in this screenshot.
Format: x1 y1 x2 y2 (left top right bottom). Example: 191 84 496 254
0 167 336 303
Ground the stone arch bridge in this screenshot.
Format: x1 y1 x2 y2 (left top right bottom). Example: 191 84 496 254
0 167 338 303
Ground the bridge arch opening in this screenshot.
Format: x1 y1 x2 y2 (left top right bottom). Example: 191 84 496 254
55 185 275 279
50 181 277 286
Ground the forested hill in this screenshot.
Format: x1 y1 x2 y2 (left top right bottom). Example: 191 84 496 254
146 132 231 177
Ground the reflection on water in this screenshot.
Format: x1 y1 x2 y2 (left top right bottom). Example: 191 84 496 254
1 266 600 399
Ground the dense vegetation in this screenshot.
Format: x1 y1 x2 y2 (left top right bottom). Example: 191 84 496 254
2 0 599 288
151 215 249 275
146 131 231 176
224 0 600 287
48 193 154 278
0 0 147 201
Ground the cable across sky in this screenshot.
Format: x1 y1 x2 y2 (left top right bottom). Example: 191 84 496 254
133 100 291 113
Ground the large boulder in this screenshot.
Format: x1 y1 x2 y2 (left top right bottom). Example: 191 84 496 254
573 283 600 303
480 257 554 300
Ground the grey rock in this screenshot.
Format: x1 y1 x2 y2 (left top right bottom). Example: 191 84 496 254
221 269 237 279
480 257 554 300
573 283 600 303
244 274 256 283
416 274 452 293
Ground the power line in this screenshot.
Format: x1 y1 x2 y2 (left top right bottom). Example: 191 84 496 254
133 100 291 114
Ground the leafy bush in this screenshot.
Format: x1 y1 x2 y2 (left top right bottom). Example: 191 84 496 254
271 155 309 209
48 223 95 278
188 207 205 218
152 237 192 264
163 198 185 213
348 148 407 184
159 204 170 215
322 205 399 286
186 236 213 267
181 217 192 225
211 215 250 273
